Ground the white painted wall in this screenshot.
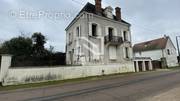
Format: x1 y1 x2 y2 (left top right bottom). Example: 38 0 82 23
0 55 12 82
66 12 132 65
134 38 178 67
2 63 135 86
134 50 163 60
164 39 178 67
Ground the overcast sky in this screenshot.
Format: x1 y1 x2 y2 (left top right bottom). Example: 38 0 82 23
0 0 180 52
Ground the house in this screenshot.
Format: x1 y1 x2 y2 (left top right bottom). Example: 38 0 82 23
65 0 133 66
133 36 178 68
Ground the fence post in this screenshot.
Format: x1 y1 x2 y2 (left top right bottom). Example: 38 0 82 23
0 54 12 83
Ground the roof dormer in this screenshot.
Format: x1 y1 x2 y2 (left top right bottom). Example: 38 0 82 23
104 6 113 19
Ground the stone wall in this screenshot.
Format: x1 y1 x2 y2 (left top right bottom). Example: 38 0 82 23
2 63 134 86
0 55 135 86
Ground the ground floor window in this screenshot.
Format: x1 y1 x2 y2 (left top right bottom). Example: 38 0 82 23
109 46 117 60
125 47 129 59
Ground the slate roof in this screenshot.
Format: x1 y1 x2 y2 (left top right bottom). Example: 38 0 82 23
133 37 169 52
66 2 130 30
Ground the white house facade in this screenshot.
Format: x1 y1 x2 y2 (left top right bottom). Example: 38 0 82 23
133 36 178 67
65 0 133 66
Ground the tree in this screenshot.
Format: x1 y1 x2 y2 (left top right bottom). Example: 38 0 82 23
48 45 54 53
32 32 47 56
0 36 33 56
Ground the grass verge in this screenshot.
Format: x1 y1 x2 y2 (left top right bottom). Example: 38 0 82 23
167 66 180 70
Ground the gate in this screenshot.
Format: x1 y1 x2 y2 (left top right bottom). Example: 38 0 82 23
152 60 162 69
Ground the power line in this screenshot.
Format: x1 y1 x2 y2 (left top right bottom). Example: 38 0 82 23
71 0 85 6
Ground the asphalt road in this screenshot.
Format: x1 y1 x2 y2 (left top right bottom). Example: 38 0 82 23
1 70 180 101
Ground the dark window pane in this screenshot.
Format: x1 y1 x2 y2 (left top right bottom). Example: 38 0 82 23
92 24 97 36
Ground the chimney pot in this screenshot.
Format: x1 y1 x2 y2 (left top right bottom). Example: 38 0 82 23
115 7 121 21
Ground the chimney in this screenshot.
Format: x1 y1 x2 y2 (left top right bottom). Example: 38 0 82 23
95 0 102 14
115 7 121 21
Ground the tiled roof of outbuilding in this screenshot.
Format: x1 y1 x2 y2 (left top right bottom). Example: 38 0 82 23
133 37 169 52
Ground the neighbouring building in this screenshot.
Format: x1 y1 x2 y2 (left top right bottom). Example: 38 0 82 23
65 0 133 66
133 36 178 68
133 57 153 72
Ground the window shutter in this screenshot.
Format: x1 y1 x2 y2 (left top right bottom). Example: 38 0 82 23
109 46 117 60
89 22 92 36
93 45 100 60
79 25 81 37
105 26 108 36
121 30 124 40
123 47 126 58
127 31 130 41
97 25 102 36
129 48 133 59
114 28 117 36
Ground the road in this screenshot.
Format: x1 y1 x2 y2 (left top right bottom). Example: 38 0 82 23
1 70 180 101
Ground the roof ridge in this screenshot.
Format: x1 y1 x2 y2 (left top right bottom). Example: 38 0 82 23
134 36 168 45
133 36 169 52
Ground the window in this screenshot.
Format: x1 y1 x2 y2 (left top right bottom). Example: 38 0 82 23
167 49 170 55
77 46 81 60
123 31 128 41
92 24 97 37
76 27 80 37
108 27 113 37
125 47 129 58
109 46 117 60
69 33 71 43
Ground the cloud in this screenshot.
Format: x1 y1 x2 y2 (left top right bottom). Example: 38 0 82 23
0 0 180 52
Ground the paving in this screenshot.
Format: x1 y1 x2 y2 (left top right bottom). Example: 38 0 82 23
0 70 180 101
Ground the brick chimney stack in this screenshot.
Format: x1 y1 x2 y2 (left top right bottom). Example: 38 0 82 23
95 0 102 14
115 7 121 21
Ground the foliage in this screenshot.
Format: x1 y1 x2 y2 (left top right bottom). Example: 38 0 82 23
32 32 47 57
11 52 66 67
0 32 66 67
0 36 33 56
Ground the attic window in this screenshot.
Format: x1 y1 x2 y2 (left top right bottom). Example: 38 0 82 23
104 6 113 19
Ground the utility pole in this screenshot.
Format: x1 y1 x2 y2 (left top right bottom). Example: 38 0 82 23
176 36 180 64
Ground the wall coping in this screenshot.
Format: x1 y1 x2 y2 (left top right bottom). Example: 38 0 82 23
0 54 13 56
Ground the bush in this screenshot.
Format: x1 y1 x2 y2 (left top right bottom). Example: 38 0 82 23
11 52 66 67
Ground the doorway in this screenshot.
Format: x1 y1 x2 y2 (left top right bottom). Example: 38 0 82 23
138 61 143 72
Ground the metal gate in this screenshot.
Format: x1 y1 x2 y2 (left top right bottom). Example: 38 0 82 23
152 60 162 69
